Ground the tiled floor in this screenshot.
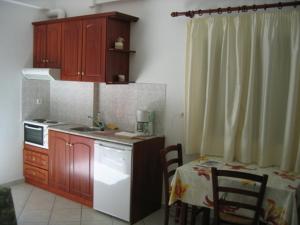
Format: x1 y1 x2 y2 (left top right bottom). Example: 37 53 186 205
11 182 190 225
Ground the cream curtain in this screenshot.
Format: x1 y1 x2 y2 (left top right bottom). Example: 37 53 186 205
185 10 300 172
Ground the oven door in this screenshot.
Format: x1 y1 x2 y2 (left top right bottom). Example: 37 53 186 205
24 123 44 148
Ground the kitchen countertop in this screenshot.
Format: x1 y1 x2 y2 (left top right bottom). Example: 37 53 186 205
48 124 157 146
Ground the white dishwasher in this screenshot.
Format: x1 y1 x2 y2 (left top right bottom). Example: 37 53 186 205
93 140 132 221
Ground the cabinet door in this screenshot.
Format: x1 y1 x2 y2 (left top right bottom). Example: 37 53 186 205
61 20 82 81
69 135 94 200
49 131 70 192
46 23 61 68
33 24 47 68
81 18 106 82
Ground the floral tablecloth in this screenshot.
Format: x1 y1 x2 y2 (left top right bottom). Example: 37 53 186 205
169 156 300 225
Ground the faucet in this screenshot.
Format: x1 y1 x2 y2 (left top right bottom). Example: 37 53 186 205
88 115 105 131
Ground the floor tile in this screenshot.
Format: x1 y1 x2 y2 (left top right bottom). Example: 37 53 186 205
49 222 81 225
112 218 129 225
112 217 145 225
11 183 169 225
81 221 112 225
19 209 51 222
53 196 81 209
18 222 48 225
14 204 24 219
143 209 164 225
11 184 34 220
24 188 55 211
81 208 112 222
50 208 81 222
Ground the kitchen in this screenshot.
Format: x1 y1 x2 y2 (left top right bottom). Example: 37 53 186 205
1 0 300 225
1 0 188 224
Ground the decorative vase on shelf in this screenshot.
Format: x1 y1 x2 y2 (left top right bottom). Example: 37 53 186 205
114 37 125 50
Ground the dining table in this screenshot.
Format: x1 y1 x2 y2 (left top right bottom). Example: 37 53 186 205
169 156 300 225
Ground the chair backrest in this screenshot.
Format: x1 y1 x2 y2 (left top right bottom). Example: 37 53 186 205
211 167 268 225
160 144 183 204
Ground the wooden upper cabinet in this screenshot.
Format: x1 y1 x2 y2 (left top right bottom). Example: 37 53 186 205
33 25 47 68
33 23 61 68
46 23 62 68
81 18 106 82
61 20 82 81
32 12 138 83
49 131 70 193
69 135 94 200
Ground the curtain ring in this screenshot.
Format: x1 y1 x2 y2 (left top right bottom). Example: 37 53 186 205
264 4 267 10
217 8 222 14
227 7 232 14
278 2 283 9
185 11 194 18
293 1 297 8
252 4 258 11
241 5 248 12
197 10 203 16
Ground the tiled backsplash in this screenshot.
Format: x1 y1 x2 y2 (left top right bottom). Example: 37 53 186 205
22 80 166 135
98 83 166 134
50 81 94 126
22 79 50 120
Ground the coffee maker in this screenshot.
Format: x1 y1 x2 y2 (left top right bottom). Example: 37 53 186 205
136 110 155 136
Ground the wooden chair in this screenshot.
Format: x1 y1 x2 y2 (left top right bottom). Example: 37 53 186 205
160 144 183 225
211 167 268 225
160 144 207 225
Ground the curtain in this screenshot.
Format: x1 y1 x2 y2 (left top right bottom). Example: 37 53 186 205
185 10 300 172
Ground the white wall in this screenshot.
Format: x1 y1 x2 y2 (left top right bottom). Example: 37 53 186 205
0 1 46 184
53 0 287 159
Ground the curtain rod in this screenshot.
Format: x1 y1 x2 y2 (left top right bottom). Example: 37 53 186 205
171 1 300 18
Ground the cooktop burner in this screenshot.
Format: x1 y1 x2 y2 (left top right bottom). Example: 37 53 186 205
31 119 59 124
46 120 58 124
33 119 46 123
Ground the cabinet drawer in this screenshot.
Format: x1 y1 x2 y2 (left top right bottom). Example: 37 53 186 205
24 149 48 170
24 164 48 185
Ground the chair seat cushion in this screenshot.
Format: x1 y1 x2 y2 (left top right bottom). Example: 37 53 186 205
220 212 253 225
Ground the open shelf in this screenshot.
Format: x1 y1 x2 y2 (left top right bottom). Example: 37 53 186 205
108 48 136 54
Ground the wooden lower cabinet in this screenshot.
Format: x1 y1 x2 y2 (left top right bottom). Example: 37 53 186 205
69 135 94 200
23 144 49 186
24 164 48 185
49 131 93 206
24 130 165 223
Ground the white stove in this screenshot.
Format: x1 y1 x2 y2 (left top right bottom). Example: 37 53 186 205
24 119 65 149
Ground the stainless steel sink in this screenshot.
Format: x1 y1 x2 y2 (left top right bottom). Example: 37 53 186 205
70 127 101 132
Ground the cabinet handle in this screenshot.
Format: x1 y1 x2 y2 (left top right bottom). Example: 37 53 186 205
77 72 80 75
46 59 49 63
65 143 73 148
81 72 84 76
32 157 36 161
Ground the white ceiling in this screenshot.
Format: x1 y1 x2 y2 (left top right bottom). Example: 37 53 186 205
0 0 54 9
